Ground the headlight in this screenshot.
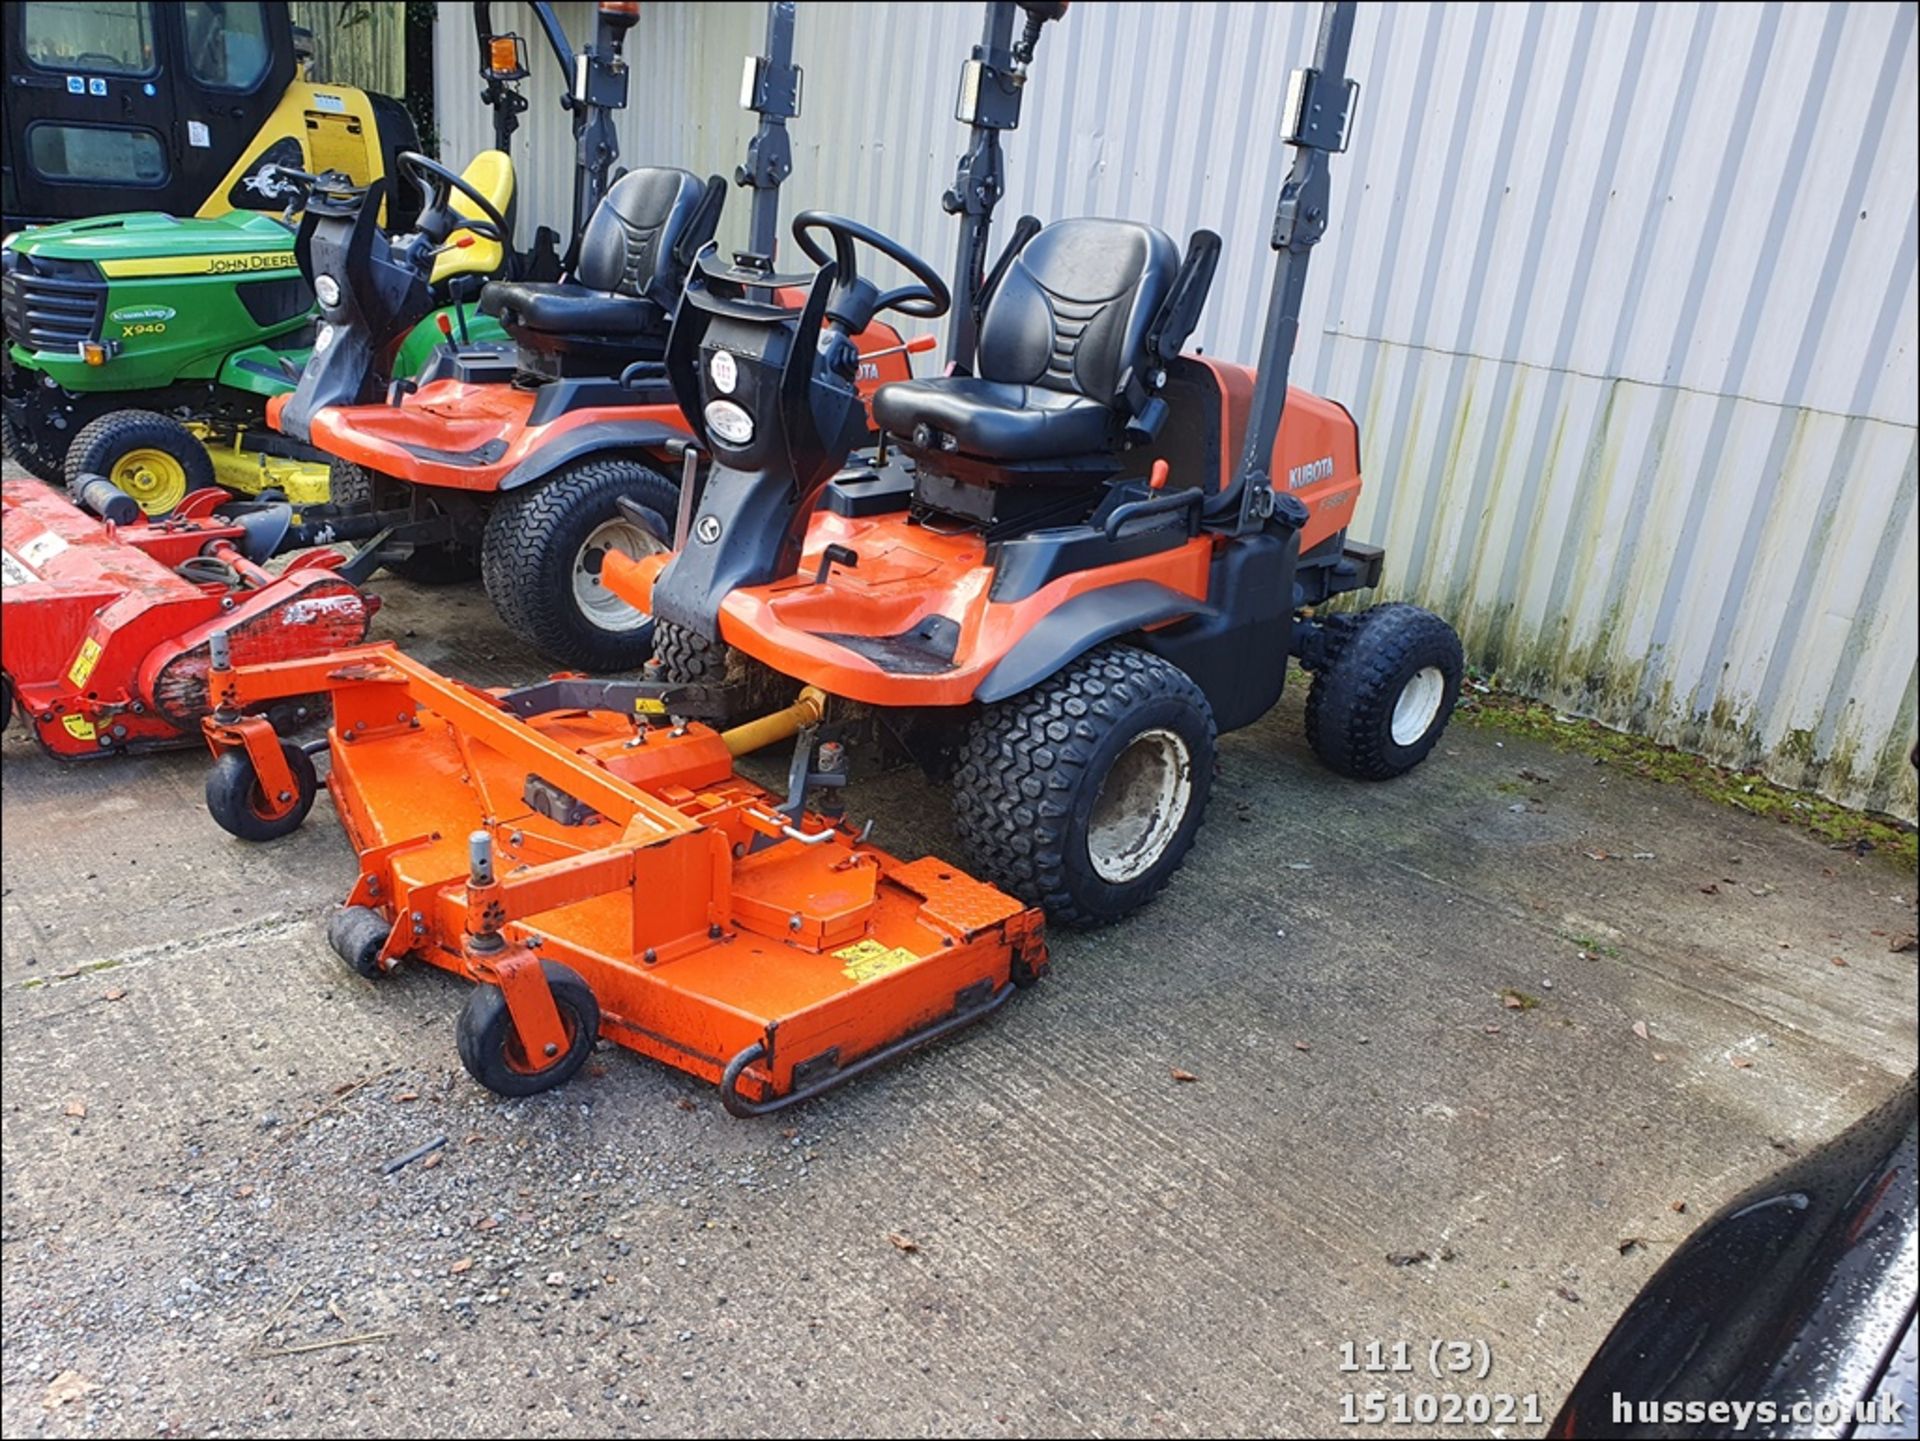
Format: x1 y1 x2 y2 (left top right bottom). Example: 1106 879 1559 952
314 274 341 308
314 322 335 352
703 399 753 444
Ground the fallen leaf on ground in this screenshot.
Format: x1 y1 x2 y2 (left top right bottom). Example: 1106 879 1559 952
1652 1052 1668 1063
422 1153 442 1169
42 1372 94 1409
1293 1041 1313 1052
449 1257 474 1274
1583 850 1611 861
673 1097 697 1112
1482 1023 1502 1035
102 987 126 1002
1699 883 1720 895
1171 1067 1199 1082
1731 1055 1754 1069
1617 1237 1647 1255
473 1216 498 1231
1632 1021 1650 1040
235 1184 254 1199
887 1232 919 1253
392 1092 419 1104
1831 956 1849 967
1670 1200 1688 1213
1386 1250 1429 1267
1556 1285 1582 1304
1890 934 1917 954
63 1099 86 1118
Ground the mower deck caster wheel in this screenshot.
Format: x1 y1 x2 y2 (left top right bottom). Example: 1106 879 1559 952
328 906 391 980
205 741 318 841
455 961 600 1098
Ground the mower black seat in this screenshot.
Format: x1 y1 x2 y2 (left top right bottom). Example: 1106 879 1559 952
480 283 663 337
480 167 720 362
872 377 1114 461
874 217 1179 467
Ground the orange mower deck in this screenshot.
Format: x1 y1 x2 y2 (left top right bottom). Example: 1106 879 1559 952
200 643 1045 1112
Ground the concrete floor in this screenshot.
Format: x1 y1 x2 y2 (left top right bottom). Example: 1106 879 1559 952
3 476 1915 1437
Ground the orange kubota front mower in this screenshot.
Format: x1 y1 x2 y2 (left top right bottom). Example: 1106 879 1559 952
195 197 1049 1114
622 0 1459 930
266 0 941 675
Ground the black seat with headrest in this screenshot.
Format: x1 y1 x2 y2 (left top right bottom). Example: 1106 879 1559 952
872 218 1184 465
481 167 721 358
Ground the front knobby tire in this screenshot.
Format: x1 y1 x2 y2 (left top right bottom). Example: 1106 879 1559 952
480 459 675 670
953 644 1217 928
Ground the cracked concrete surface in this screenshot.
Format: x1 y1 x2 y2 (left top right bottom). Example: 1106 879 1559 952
3 464 1915 1437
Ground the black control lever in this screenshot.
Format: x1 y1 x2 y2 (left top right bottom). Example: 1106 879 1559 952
813 544 857 585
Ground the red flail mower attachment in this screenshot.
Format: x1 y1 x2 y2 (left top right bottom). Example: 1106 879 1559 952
1 479 376 757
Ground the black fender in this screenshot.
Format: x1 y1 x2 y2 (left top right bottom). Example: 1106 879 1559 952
973 581 1214 704
495 419 689 492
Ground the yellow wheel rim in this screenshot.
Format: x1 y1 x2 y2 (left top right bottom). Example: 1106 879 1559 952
110 447 190 515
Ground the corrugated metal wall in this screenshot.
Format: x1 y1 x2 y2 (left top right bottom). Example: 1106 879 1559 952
436 1 1919 821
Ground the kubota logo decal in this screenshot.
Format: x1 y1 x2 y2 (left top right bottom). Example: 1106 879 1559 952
694 515 723 544
1287 455 1335 489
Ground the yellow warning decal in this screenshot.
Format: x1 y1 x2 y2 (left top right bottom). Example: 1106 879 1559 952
60 714 97 741
67 636 103 687
98 251 300 278
835 938 920 983
633 697 668 715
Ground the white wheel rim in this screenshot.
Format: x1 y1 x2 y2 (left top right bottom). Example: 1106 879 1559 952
571 517 665 631
1391 665 1446 746
1087 728 1194 884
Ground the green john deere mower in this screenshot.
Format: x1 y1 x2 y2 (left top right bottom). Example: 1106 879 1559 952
0 1 603 513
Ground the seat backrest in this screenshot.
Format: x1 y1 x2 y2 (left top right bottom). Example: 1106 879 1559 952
976 218 1180 407
573 167 713 307
430 149 515 286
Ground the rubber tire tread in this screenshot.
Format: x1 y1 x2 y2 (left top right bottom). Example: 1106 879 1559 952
480 458 675 670
952 643 1216 929
1303 602 1464 780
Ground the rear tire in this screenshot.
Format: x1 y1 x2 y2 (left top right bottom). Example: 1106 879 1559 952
480 458 675 670
65 410 218 517
2 412 67 484
1303 603 1463 779
205 740 319 841
953 644 1216 928
455 961 600 1098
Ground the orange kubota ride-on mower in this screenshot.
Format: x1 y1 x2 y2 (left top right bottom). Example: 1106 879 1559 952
197 0 1436 1114
188 3 1074 1115
268 1 933 674
626 0 1461 929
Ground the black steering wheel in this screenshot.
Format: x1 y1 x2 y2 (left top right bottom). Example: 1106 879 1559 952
791 212 950 319
397 151 509 247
